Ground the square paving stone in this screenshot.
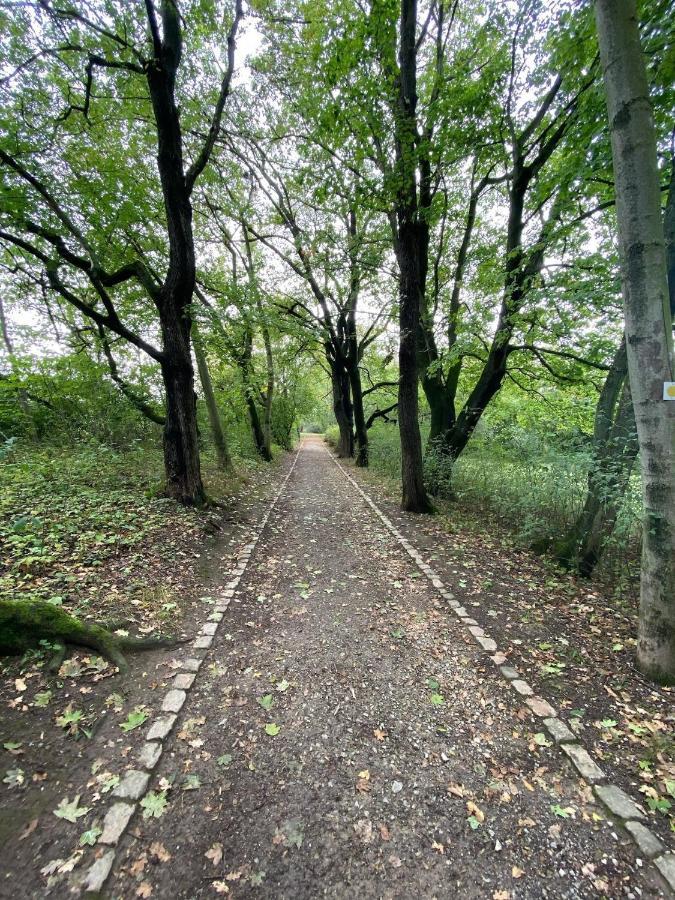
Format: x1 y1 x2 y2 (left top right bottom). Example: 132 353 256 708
655 853 675 893
174 673 195 690
193 635 213 649
100 802 135 845
624 821 664 859
113 769 150 801
82 850 115 892
525 696 557 718
181 658 202 673
146 714 176 741
511 679 534 697
162 689 186 714
543 717 575 744
561 743 605 783
594 784 645 821
138 741 162 770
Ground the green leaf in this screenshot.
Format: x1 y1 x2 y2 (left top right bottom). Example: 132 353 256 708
182 774 201 791
467 815 481 830
140 790 168 819
34 690 52 708
3 741 22 752
430 693 445 706
426 678 440 691
600 718 617 728
79 826 102 846
275 679 290 692
119 708 148 732
646 796 672 814
3 767 25 788
99 774 120 793
533 732 551 746
550 804 573 819
217 754 233 768
249 871 265 886
56 708 83 729
264 723 280 736
54 795 90 823
257 694 274 711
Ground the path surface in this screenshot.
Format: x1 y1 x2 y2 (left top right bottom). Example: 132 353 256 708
109 437 667 898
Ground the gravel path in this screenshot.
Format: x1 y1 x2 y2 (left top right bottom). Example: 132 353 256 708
106 436 669 899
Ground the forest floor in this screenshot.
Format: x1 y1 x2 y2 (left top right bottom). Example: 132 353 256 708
0 436 673 898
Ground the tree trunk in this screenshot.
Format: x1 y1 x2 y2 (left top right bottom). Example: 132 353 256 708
557 160 675 577
238 324 272 462
392 0 432 513
576 380 639 576
348 361 368 466
193 324 232 471
160 310 206 505
331 362 354 458
596 0 675 683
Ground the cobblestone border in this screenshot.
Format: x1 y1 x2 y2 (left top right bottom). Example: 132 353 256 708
329 449 675 896
77 447 303 895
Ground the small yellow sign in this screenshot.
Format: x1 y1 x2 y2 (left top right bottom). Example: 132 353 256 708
664 382 675 400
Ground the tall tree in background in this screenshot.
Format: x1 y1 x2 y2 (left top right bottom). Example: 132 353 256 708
595 0 674 681
0 0 243 504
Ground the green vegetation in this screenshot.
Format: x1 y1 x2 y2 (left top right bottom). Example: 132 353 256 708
0 0 672 678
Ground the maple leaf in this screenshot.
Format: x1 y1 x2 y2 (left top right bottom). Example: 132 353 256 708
373 729 386 741
257 695 274 711
213 882 230 894
54 795 90 823
136 882 153 898
264 723 280 736
149 842 171 863
140 791 168 819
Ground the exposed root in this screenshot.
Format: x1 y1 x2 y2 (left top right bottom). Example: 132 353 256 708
0 600 184 674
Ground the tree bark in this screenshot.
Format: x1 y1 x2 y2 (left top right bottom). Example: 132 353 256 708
392 0 433 513
331 361 354 458
192 324 232 471
596 0 675 682
239 324 272 462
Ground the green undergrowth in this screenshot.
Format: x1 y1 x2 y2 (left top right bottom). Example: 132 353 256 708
334 422 642 599
0 441 264 613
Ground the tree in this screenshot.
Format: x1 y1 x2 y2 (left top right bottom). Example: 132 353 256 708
595 0 675 682
0 0 243 503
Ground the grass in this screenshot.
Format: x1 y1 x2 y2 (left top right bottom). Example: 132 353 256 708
333 421 642 600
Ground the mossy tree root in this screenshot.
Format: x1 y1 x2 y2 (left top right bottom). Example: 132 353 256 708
0 600 182 674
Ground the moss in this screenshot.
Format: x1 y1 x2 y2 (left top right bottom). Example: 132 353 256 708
0 600 179 674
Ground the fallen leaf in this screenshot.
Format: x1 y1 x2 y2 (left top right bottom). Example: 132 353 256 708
212 882 230 894
206 843 223 867
149 842 171 863
136 883 152 898
373 729 386 741
19 818 38 841
512 866 525 879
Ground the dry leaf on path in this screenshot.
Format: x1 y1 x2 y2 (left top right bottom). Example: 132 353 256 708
205 843 223 867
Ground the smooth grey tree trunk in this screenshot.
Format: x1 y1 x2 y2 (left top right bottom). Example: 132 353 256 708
595 0 675 682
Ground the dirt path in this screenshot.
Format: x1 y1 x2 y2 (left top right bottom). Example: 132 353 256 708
86 438 669 897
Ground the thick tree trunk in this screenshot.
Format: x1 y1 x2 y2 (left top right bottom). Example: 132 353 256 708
193 325 232 471
160 310 206 505
392 0 432 513
331 363 354 458
596 0 675 682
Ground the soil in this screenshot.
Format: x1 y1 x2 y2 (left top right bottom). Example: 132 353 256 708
0 436 671 898
0 457 288 899
347 451 675 849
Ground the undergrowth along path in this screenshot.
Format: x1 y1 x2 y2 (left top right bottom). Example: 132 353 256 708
98 436 671 898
